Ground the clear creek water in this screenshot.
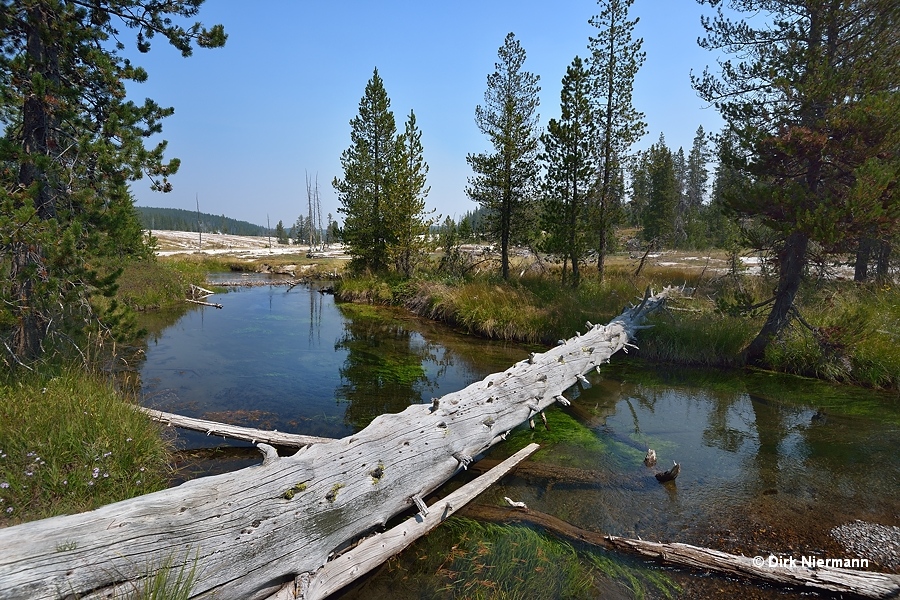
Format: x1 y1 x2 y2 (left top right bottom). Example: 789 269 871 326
137 281 900 599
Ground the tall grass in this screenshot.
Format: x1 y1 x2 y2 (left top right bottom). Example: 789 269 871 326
336 256 900 389
0 368 169 525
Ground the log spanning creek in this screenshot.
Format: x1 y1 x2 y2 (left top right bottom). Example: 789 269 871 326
129 278 899 599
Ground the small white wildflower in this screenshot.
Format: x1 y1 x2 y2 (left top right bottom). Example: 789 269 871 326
87 481 94 487
24 471 33 477
102 452 111 459
102 473 109 478
139 467 145 472
0 482 9 489
136 480 141 485
26 452 35 458
62 480 67 485
126 438 133 442
5 507 11 513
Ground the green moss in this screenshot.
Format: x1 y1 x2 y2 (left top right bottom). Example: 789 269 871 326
325 483 344 503
281 482 307 500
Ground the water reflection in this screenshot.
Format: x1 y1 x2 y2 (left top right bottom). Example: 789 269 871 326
136 283 529 443
334 304 438 429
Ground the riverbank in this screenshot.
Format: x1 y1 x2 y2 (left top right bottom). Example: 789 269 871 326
0 367 170 526
334 263 900 390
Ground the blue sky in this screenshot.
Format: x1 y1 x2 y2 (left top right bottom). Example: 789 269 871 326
129 0 724 228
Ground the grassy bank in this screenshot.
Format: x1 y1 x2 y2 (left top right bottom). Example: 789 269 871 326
0 367 170 526
336 262 900 390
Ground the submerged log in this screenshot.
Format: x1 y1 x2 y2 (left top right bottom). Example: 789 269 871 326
0 289 671 599
136 406 335 448
462 504 900 600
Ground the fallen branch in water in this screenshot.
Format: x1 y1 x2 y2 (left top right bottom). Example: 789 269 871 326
135 406 335 448
461 504 900 599
185 298 223 309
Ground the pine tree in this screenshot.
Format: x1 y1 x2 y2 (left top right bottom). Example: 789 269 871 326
0 1 226 361
588 0 647 280
694 0 900 363
333 68 398 273
540 56 597 287
388 110 434 278
685 125 710 210
641 134 678 247
275 220 288 245
467 32 541 280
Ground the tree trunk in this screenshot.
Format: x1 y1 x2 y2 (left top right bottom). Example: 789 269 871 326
854 237 873 282
743 231 809 364
0 291 673 599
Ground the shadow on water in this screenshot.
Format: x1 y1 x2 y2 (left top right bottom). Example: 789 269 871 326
135 284 899 599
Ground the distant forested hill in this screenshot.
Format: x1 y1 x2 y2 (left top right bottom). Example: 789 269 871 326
137 207 267 236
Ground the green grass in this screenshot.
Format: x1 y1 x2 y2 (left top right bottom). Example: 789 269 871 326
335 258 900 390
378 517 679 600
0 367 170 525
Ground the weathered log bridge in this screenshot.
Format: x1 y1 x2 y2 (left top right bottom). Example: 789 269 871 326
1 288 898 599
0 289 669 599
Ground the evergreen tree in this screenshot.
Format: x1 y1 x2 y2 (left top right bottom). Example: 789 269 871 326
275 220 288 244
540 56 597 287
588 0 647 280
627 150 650 227
685 125 710 210
694 0 900 363
333 68 398 273
0 1 225 361
641 134 678 247
388 110 434 277
467 32 541 280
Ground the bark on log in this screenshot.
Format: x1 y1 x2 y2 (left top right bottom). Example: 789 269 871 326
279 443 540 600
136 406 335 448
0 289 671 600
461 504 900 600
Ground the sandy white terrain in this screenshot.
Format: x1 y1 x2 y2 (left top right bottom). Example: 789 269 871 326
150 230 348 259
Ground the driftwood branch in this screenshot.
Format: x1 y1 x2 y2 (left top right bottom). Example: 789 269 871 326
0 289 672 599
462 504 900 600
135 406 335 448
185 298 223 309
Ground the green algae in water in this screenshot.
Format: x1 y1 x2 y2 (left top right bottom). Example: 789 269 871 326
353 517 679 600
504 409 609 459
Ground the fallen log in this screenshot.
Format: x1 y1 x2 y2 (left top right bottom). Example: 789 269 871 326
461 504 900 599
136 406 335 448
0 289 671 599
278 443 540 600
185 298 223 309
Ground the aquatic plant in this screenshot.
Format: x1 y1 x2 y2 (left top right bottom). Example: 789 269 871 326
371 517 679 600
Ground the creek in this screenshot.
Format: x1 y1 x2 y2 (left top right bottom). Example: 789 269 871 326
136 278 900 599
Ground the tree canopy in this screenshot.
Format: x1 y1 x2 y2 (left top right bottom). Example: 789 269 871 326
333 69 433 276
467 32 541 280
0 0 225 362
694 0 900 362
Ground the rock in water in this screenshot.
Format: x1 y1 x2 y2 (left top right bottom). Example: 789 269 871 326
644 448 657 467
655 461 680 483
